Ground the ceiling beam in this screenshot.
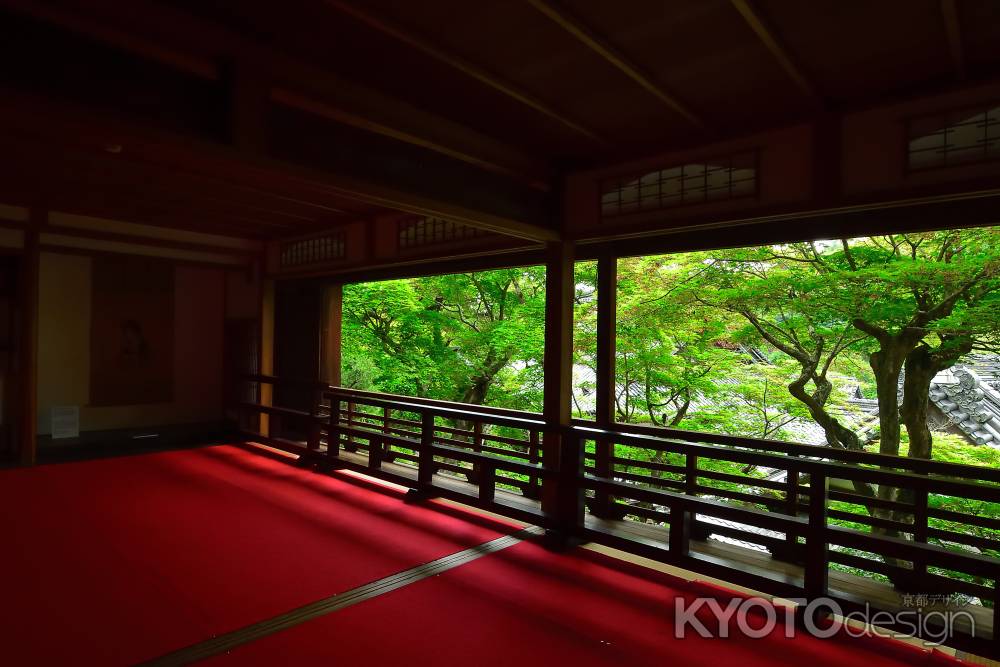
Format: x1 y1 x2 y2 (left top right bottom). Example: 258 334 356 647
0 0 552 189
324 0 608 147
525 0 705 129
940 0 967 80
271 89 550 191
729 0 823 107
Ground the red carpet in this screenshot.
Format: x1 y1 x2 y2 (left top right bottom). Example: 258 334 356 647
0 445 516 665
207 540 962 667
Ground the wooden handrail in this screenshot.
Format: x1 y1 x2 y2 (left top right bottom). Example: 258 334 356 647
574 423 1000 485
243 375 1000 484
580 419 1000 484
324 389 547 431
232 379 1000 656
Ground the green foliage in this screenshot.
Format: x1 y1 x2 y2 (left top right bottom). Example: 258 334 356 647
343 266 546 410
345 228 1000 597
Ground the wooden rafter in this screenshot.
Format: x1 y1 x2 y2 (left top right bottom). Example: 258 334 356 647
324 0 608 146
729 0 823 107
940 0 966 80
525 0 705 129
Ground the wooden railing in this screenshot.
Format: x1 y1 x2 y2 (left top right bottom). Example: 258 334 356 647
238 375 548 524
234 374 1000 658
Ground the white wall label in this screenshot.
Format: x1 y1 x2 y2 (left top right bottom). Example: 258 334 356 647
51 406 80 439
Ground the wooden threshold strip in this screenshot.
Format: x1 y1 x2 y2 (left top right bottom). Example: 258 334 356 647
141 526 543 666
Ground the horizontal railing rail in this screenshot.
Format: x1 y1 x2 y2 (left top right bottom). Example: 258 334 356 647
233 375 1000 658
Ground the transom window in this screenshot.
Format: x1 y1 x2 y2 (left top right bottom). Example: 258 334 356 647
398 217 489 250
907 104 1000 170
279 232 345 269
601 151 757 218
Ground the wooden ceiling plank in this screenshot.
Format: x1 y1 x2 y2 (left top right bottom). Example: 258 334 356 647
525 0 705 129
324 0 609 147
940 0 967 81
729 0 823 107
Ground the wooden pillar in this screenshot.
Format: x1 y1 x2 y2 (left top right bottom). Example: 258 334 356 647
321 283 343 386
259 277 275 436
18 223 39 466
804 472 830 599
541 240 581 528
592 254 616 517
594 255 616 426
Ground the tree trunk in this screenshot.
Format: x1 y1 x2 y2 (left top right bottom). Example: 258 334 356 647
787 367 864 451
900 344 938 460
868 344 909 457
900 338 973 461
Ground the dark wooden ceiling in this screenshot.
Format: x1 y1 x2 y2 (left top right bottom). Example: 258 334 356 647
160 0 1000 159
1 0 998 240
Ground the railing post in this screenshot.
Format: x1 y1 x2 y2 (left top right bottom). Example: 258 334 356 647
804 471 829 600
307 388 321 454
327 397 341 456
368 434 382 470
785 469 801 559
527 430 540 500
912 480 929 580
592 434 614 518
418 412 435 488
685 452 699 496
345 401 357 452
381 405 391 464
993 570 1000 655
479 462 496 505
551 428 584 529
670 501 692 559
469 420 484 484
